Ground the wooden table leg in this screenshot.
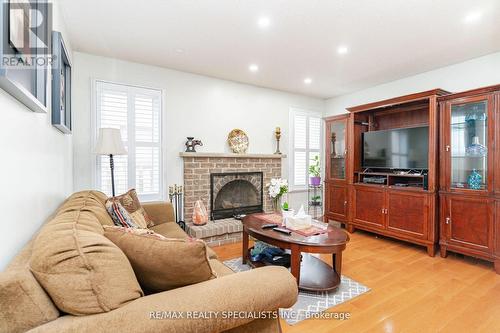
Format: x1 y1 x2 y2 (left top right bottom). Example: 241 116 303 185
290 244 301 285
333 251 342 277
242 229 249 264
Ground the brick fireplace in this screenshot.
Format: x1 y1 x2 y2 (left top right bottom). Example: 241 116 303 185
180 152 286 246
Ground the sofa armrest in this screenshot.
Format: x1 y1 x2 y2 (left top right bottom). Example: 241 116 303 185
29 266 298 333
142 201 175 226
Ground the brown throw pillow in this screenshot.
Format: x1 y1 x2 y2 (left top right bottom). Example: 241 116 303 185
104 226 216 292
109 189 154 228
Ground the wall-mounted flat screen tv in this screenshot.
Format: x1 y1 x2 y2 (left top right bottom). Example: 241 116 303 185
362 126 429 169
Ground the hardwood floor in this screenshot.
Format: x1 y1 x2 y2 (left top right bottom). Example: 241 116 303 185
211 230 500 333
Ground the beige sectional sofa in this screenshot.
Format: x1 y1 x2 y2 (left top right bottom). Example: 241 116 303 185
0 191 298 333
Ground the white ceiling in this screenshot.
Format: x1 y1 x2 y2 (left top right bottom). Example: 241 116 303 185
58 0 500 99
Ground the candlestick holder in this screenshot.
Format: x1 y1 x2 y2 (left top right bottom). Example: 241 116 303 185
274 127 282 154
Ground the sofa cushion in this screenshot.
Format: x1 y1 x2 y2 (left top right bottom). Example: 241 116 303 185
30 191 144 315
142 201 175 226
104 226 216 292
150 221 189 239
0 270 59 333
109 189 153 228
150 222 219 259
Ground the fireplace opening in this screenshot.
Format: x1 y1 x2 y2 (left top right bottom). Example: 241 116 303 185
210 172 263 220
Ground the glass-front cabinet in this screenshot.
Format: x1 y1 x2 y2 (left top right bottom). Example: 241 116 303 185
324 114 349 223
445 95 493 193
326 117 347 181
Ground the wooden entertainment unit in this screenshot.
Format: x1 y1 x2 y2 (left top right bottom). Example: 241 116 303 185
325 85 500 272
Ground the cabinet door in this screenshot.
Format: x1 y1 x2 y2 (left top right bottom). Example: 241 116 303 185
325 183 347 221
353 186 385 228
443 195 493 253
443 95 494 193
386 191 428 239
325 117 347 181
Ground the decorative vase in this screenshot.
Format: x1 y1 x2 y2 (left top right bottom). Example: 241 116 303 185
310 176 321 186
467 169 482 190
466 136 487 156
272 197 281 213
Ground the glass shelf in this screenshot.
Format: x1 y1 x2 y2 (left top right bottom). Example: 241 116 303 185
451 119 486 128
451 183 486 190
451 155 487 158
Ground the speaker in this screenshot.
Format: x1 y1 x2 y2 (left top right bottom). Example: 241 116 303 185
423 173 428 190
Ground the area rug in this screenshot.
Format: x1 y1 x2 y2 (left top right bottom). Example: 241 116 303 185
223 257 370 325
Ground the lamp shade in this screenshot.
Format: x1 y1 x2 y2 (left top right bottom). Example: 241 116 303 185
94 128 127 155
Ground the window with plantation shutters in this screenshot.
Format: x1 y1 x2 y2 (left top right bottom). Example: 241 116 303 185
95 80 163 201
289 108 322 190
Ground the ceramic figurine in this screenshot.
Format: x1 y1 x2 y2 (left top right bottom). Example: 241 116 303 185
185 137 203 152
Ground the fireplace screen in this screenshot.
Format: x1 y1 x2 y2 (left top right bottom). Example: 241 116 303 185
210 172 263 220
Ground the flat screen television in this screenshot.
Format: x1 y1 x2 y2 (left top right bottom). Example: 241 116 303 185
362 126 429 169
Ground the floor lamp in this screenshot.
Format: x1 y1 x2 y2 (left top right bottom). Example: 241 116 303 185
94 128 127 197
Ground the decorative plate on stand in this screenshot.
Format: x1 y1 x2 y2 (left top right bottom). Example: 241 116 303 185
227 129 249 153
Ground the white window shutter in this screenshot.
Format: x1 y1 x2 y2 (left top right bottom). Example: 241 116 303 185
294 151 307 186
290 109 322 189
294 114 307 149
134 92 161 197
95 81 163 201
309 117 321 150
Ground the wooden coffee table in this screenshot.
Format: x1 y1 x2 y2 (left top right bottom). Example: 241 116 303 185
242 213 349 291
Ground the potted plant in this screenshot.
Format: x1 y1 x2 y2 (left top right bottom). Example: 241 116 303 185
281 201 294 219
309 155 321 186
310 195 321 206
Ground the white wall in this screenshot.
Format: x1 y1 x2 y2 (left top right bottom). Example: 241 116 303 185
72 52 325 210
326 51 500 115
0 0 73 270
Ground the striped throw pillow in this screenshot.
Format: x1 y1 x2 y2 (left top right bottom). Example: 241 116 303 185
106 201 139 228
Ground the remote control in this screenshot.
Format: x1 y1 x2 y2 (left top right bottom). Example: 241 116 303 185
261 223 278 229
272 227 292 235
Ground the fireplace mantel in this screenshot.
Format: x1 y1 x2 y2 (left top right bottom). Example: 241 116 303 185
179 152 286 159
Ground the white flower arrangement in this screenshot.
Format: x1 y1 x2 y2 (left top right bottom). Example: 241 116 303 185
267 178 288 211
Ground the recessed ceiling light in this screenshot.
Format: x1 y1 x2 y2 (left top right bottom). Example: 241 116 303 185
175 48 185 53
257 16 271 28
249 64 259 72
464 11 482 23
304 78 312 85
337 45 349 55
